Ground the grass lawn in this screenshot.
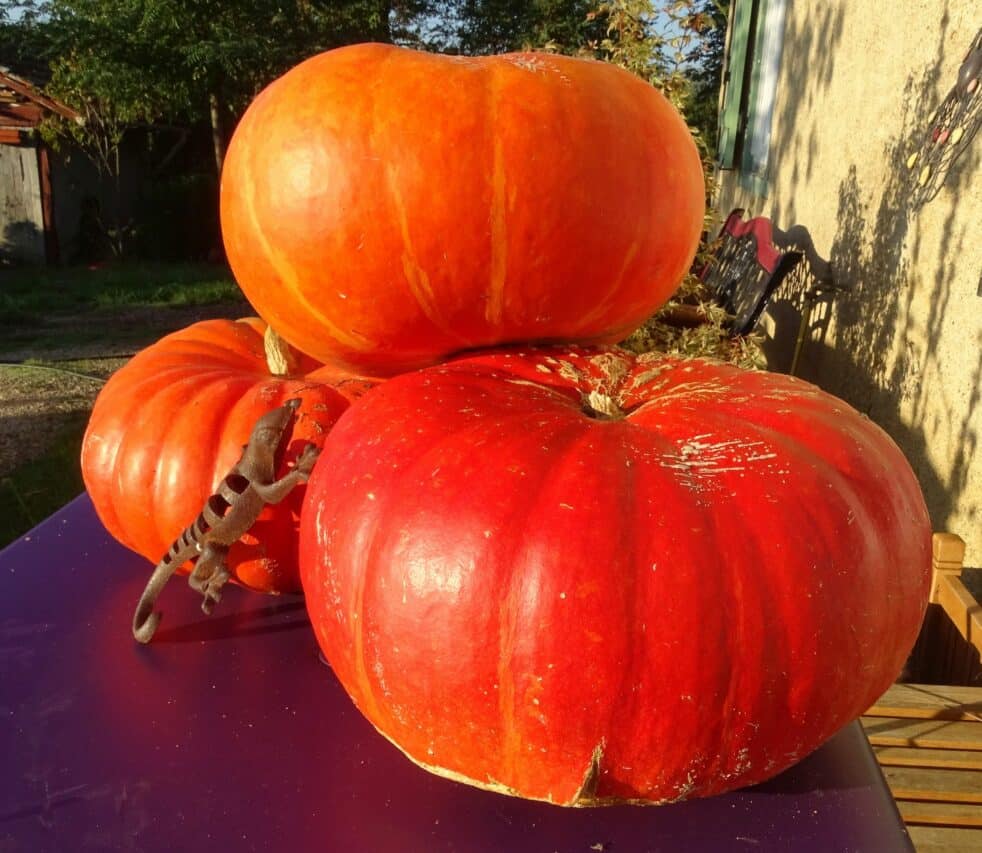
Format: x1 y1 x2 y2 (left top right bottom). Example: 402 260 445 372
0 261 244 355
0 413 88 546
0 261 247 550
0 261 240 316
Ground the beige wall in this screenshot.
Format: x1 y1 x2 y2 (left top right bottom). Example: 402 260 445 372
716 1 981 564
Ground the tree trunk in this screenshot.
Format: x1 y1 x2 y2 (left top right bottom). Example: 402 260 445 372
209 91 225 174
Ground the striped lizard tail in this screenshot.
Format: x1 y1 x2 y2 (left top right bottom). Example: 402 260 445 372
132 516 207 644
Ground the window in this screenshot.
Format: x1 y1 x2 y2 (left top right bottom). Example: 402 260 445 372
717 0 789 196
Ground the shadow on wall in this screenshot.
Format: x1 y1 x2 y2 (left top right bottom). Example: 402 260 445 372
817 7 980 539
767 2 847 229
0 220 44 266
758 225 839 377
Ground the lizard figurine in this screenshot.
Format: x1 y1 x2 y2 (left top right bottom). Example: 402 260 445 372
132 397 319 644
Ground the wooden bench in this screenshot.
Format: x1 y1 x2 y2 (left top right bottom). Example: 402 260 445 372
907 533 982 686
928 534 981 666
864 682 982 852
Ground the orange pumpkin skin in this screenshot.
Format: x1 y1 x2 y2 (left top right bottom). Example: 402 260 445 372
220 43 705 375
81 318 371 594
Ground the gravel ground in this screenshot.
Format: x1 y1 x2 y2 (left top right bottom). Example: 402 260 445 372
0 359 123 479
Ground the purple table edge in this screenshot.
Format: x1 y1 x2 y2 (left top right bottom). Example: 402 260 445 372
0 495 913 852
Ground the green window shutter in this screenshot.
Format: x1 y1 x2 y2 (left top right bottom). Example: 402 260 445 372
739 0 788 196
717 0 755 168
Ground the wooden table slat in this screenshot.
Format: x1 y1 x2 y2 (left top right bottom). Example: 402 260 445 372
882 766 982 804
873 744 982 771
908 824 982 853
861 716 982 751
865 682 982 850
896 800 982 828
866 683 982 722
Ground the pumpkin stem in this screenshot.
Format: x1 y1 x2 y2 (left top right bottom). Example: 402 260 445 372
264 325 301 376
581 390 624 420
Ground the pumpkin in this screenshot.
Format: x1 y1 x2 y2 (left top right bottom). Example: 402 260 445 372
81 317 373 594
220 43 705 375
299 346 931 805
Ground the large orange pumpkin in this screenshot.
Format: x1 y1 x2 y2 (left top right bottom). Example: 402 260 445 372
300 346 931 805
220 43 705 375
81 318 372 594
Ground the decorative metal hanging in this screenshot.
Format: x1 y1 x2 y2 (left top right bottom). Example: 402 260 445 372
906 27 981 208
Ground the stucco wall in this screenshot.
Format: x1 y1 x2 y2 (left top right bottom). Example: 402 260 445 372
716 1 980 563
0 142 45 263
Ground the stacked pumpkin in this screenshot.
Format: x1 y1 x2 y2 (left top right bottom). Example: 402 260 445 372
82 44 932 807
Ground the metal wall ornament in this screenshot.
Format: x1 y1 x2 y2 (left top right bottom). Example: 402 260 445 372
906 28 981 208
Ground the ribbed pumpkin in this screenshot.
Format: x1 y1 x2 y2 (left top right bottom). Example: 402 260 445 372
81 318 372 593
220 43 705 375
300 346 931 805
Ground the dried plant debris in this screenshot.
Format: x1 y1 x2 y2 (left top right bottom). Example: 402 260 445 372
620 275 766 371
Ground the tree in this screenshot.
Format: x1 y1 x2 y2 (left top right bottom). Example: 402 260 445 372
586 0 730 255
3 0 430 176
447 0 604 55
0 3 54 75
440 0 730 156
589 0 728 144
1 0 442 258
682 0 730 157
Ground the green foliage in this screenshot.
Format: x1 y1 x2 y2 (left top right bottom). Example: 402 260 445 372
447 0 604 55
0 3 54 74
0 262 245 358
591 1 728 154
587 1 729 260
7 0 434 124
433 0 730 170
5 2 181 170
3 1 433 185
593 1 684 97
1 0 438 255
4 1 728 162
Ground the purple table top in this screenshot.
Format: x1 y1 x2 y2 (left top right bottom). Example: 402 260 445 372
1 495 912 852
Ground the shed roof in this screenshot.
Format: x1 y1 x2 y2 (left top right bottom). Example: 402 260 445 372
0 67 80 143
